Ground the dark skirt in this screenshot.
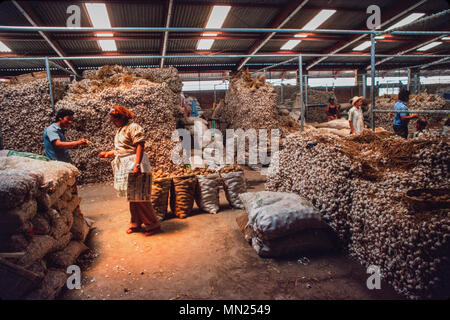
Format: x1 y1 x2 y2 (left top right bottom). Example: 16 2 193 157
129 202 160 229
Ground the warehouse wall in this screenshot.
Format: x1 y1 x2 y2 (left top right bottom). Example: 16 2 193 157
186 85 449 112
184 90 226 109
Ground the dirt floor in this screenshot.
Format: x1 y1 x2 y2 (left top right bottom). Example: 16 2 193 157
60 169 401 300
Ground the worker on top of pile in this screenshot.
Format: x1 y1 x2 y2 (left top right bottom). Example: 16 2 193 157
412 118 428 138
99 105 161 237
393 88 418 139
326 97 340 121
348 96 365 134
43 108 88 163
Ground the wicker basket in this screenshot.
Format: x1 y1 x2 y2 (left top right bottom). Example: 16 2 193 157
403 188 450 212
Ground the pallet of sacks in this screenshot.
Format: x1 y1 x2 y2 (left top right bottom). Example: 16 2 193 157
0 155 92 300
236 191 337 258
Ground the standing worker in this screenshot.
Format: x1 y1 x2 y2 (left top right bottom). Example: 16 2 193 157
348 96 365 134
326 97 340 121
99 105 161 236
393 88 418 139
43 108 88 163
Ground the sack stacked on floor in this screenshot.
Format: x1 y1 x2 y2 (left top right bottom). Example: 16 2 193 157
169 175 197 219
195 174 221 214
151 177 172 221
238 191 336 258
0 156 92 300
221 171 247 209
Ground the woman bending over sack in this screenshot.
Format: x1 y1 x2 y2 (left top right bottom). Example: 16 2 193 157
99 105 161 236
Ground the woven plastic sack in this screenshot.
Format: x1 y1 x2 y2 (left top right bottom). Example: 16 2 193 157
170 175 197 218
112 153 151 198
220 171 247 209
151 177 172 221
195 174 221 214
239 191 326 241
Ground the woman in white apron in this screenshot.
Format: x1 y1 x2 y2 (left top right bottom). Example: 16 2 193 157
99 105 161 236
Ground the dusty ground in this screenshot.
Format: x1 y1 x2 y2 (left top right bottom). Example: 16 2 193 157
61 169 401 300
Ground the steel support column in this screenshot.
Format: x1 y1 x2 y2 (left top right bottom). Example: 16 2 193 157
304 75 308 121
362 74 367 98
45 57 55 114
370 34 376 131
298 55 304 132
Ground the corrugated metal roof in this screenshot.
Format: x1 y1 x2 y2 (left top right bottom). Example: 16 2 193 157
57 40 99 54
171 4 211 27
167 39 198 52
1 39 54 54
261 39 339 52
211 39 253 51
0 58 47 70
107 3 165 27
0 0 448 75
165 56 241 66
72 57 160 68
116 39 161 53
29 1 92 27
0 1 30 26
224 6 278 28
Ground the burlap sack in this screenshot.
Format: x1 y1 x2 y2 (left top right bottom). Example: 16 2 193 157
25 270 68 300
70 207 90 242
170 175 197 218
251 229 336 258
151 177 172 221
47 241 88 268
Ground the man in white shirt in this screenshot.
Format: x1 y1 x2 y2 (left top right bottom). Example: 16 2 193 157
348 96 365 134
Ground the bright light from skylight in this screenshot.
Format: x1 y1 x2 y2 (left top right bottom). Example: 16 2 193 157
280 40 302 50
352 41 371 51
197 39 215 50
352 12 425 51
85 3 117 51
0 41 12 52
196 6 231 50
98 39 117 51
85 3 112 28
205 6 231 29
302 9 336 31
386 13 425 31
281 9 336 50
417 41 442 51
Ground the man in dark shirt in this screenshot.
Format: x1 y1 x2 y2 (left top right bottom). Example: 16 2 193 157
43 109 87 163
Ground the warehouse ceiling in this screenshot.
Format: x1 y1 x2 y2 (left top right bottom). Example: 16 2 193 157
0 0 449 77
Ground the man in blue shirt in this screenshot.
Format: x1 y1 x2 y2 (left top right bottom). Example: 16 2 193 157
393 89 418 139
43 109 87 163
